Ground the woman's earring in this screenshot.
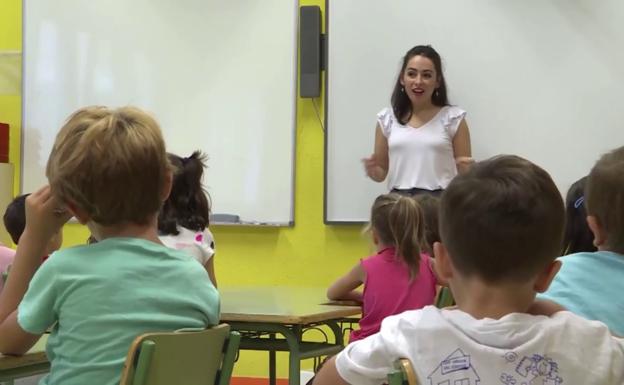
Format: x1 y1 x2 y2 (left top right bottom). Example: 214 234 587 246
434 89 440 98
401 87 405 93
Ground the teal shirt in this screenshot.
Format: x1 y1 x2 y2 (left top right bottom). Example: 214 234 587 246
18 238 220 385
540 250 624 336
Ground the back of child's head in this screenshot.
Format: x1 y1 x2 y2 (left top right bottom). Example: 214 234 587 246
414 194 440 255
370 193 425 278
3 194 29 244
46 106 169 226
585 146 624 254
439 155 564 283
562 176 597 255
158 151 211 235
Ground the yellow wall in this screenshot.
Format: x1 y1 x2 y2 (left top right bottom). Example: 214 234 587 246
1 0 369 377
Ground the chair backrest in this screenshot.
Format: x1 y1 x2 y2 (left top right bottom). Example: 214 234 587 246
387 358 419 385
435 286 455 308
119 324 240 385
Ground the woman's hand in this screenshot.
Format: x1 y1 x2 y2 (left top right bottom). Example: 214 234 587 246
362 154 384 181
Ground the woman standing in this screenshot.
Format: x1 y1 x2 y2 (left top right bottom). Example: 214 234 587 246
363 45 472 196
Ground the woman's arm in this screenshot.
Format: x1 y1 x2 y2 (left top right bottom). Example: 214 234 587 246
363 124 389 182
453 119 473 174
327 263 366 303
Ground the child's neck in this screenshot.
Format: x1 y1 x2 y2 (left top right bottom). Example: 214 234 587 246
451 278 537 320
89 215 161 244
376 242 394 253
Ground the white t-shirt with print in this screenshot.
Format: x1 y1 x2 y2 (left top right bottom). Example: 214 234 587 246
159 226 215 265
336 306 624 385
377 106 466 190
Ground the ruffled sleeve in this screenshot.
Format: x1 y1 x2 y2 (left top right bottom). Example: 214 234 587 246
376 108 394 138
194 229 215 263
441 106 466 137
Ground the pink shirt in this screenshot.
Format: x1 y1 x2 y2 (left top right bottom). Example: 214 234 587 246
0 245 15 292
350 247 437 342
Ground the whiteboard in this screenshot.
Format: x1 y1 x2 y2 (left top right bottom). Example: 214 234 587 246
326 0 624 223
23 0 297 225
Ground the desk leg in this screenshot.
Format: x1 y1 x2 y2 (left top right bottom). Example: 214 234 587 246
325 320 345 346
286 325 302 385
269 333 276 385
229 323 303 385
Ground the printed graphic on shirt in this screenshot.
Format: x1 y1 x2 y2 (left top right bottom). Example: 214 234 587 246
428 348 480 385
500 351 563 385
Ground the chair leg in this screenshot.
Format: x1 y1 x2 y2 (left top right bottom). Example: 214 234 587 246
217 331 240 385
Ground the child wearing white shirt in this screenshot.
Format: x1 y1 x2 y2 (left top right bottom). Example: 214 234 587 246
313 155 624 385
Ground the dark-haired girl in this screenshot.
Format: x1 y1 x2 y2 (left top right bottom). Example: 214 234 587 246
159 151 217 286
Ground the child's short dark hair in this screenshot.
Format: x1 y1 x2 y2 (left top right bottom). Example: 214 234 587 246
414 194 440 255
586 146 624 254
3 194 29 244
439 155 564 283
562 176 596 255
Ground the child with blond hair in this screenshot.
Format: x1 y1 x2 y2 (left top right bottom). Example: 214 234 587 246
0 106 219 385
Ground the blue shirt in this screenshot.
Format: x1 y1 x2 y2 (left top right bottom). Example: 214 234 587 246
540 250 624 336
18 237 220 385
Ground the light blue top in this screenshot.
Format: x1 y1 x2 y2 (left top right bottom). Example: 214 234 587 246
18 237 220 385
540 250 624 336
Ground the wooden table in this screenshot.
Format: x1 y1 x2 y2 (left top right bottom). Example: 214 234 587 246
0 288 361 385
0 335 49 384
221 287 361 385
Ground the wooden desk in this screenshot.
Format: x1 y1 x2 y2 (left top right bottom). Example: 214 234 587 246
0 335 49 384
221 287 361 385
0 288 361 385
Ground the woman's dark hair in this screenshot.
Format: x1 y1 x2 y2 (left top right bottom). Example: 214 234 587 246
391 45 449 125
562 176 597 255
158 151 211 235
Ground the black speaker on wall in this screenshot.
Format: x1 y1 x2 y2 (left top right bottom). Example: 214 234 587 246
299 6 323 98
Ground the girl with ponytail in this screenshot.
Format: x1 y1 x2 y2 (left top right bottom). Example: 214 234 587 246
159 151 217 286
327 193 439 342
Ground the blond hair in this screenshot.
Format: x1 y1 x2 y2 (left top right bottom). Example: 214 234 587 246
586 146 624 253
370 193 425 279
46 106 169 226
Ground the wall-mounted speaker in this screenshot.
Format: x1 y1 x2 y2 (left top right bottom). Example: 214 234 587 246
299 6 322 98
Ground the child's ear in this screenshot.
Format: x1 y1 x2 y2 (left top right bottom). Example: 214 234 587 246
161 170 173 202
587 215 606 248
534 260 561 293
433 242 453 281
66 201 89 224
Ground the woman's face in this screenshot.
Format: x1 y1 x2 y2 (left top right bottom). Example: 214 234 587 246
400 55 440 107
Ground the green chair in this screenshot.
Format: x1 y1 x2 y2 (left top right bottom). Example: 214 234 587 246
119 324 240 385
435 286 455 308
387 358 419 385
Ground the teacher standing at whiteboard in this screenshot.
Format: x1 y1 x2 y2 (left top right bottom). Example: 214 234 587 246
363 45 472 196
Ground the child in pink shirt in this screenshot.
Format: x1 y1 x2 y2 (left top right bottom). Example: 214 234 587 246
0 244 15 292
327 193 439 342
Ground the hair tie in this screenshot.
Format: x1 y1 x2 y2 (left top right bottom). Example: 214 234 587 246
181 156 190 165
574 196 584 209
